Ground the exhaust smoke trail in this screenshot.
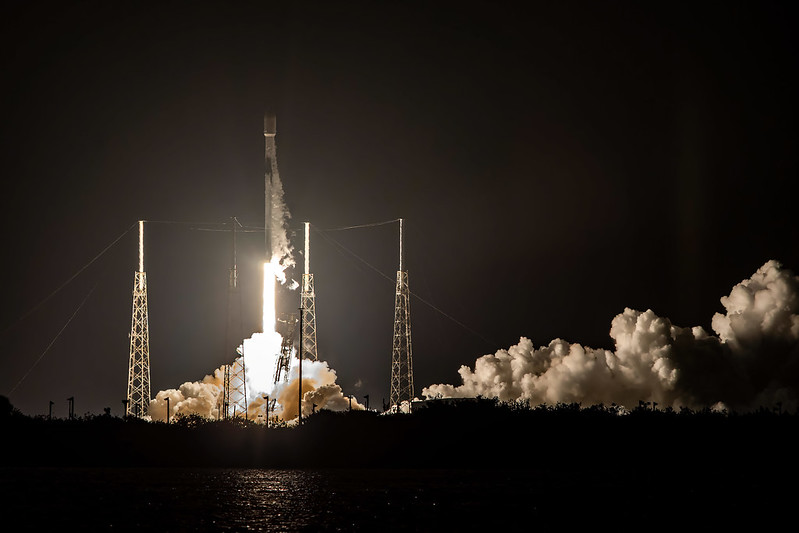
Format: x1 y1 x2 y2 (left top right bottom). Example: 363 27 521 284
424 260 799 413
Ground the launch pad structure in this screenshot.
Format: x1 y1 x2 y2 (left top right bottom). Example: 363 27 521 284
123 112 415 422
221 217 248 419
275 313 297 384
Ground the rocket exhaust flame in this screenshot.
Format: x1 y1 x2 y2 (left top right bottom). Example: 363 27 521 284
263 262 277 334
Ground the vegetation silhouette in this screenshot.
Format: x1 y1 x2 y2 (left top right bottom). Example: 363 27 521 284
2 395 797 478
4 395 798 530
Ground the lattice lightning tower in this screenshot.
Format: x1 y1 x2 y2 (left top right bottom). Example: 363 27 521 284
222 217 247 419
301 222 318 360
226 354 248 419
390 218 414 411
126 220 151 418
222 363 231 419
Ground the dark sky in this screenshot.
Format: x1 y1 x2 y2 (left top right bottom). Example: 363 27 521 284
2 1 797 417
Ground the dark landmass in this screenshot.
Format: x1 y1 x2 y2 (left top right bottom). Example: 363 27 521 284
3 395 799 530
2 395 798 476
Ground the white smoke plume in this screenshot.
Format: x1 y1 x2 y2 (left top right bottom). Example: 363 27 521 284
150 366 225 421
268 172 298 289
424 260 799 413
276 359 364 423
150 354 360 422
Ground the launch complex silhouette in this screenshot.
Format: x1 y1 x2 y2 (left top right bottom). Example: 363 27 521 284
125 114 415 422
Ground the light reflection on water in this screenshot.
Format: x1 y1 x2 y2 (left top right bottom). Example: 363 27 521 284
0 465 765 530
201 469 328 531
0 467 544 532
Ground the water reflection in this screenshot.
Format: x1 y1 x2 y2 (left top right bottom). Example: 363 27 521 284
212 469 326 531
1 468 333 532
2 463 787 531
0 467 610 531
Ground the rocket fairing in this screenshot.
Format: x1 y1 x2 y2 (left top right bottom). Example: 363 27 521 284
264 113 277 261
264 113 277 136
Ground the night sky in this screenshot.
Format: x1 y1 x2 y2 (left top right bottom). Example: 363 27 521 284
2 1 797 417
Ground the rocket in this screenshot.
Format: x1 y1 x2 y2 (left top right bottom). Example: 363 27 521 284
264 112 277 261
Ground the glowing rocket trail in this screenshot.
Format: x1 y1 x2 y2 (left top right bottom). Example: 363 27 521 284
263 262 277 335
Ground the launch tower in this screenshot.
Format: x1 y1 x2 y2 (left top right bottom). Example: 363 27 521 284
226 354 248 419
222 217 247 419
275 313 298 383
300 222 318 360
126 221 152 418
390 218 414 411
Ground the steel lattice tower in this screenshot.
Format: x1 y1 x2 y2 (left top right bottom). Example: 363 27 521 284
221 363 231 419
390 218 414 411
126 221 151 418
275 313 298 383
300 222 318 360
227 354 248 419
221 217 245 420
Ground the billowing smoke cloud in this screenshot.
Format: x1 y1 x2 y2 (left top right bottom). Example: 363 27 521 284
150 366 225 421
277 359 364 422
424 260 799 413
150 356 360 423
